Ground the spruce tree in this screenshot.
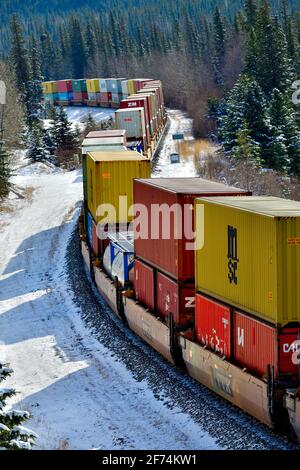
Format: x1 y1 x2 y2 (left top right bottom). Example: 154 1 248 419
85 112 97 135
26 123 50 162
269 88 300 175
51 107 76 154
0 363 37 450
232 120 262 168
9 15 31 96
219 74 271 164
69 17 87 78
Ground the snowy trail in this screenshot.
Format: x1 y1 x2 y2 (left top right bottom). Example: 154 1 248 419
152 109 196 177
0 110 296 451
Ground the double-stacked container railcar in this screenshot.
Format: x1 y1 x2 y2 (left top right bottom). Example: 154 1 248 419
75 76 300 442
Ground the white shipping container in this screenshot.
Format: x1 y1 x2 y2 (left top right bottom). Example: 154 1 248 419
115 108 146 140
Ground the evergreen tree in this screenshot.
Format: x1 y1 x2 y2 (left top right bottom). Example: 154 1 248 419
219 75 271 164
269 88 300 175
0 363 37 450
26 123 50 162
253 2 294 97
50 107 77 153
27 38 44 127
232 120 262 168
9 14 31 96
212 7 226 86
85 112 97 135
69 17 87 78
245 0 258 29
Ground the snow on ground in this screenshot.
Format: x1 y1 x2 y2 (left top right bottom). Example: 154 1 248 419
44 106 115 133
152 109 196 178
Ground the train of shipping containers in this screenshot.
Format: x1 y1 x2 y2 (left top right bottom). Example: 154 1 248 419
115 108 147 151
195 196 300 326
195 293 300 383
133 178 250 328
86 150 151 225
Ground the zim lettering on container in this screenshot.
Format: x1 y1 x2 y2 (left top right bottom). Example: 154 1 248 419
227 225 239 285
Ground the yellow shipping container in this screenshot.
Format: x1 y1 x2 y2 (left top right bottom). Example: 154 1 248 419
127 80 135 95
86 151 150 224
42 81 57 94
195 196 300 326
86 79 100 93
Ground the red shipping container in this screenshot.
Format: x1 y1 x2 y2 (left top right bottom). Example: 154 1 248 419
73 91 83 102
56 80 73 93
195 294 231 358
234 310 300 380
134 259 155 311
99 92 111 103
156 272 195 328
134 178 250 282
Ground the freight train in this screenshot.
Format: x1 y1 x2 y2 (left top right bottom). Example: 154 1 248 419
42 77 166 160
57 76 300 443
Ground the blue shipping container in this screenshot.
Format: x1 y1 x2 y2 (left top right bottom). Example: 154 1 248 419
57 92 69 101
87 212 93 247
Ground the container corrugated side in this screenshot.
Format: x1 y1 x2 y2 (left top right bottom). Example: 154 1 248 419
156 272 195 328
195 293 231 358
134 259 155 311
87 79 100 93
134 179 249 282
195 196 300 326
234 310 300 381
115 108 146 140
87 151 151 224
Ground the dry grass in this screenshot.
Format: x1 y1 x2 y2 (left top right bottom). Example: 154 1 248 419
0 203 14 214
23 186 35 202
194 148 300 199
57 438 69 450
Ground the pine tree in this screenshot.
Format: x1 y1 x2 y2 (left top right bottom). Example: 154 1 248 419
253 2 294 97
232 120 262 168
51 107 76 153
27 38 44 127
245 0 258 29
212 7 226 86
9 14 31 96
269 88 300 175
26 123 50 162
219 74 271 164
85 112 97 135
69 17 87 78
0 363 37 450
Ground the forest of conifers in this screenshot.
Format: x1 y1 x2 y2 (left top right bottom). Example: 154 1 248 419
4 0 300 182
